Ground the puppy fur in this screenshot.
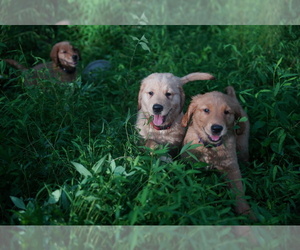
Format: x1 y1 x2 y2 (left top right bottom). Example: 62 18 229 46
4 41 80 85
136 72 214 157
182 86 254 218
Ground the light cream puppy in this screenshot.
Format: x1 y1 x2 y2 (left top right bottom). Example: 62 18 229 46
136 72 214 157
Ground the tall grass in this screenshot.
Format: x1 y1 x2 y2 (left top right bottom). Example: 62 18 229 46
0 25 299 225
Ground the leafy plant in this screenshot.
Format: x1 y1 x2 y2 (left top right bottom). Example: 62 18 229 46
0 25 299 226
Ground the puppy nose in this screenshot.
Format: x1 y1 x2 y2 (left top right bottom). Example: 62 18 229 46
211 124 223 134
153 104 163 114
72 55 78 61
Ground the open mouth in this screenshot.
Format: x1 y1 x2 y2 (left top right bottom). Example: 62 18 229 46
151 108 173 126
66 61 78 67
59 58 78 67
208 134 222 143
204 129 223 143
152 114 167 126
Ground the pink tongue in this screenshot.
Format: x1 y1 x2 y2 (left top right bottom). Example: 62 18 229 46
153 115 164 126
211 135 220 141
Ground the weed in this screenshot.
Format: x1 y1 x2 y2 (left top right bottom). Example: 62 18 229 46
0 25 299 226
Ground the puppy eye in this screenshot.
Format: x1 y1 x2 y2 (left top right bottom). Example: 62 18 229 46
224 110 230 115
62 50 67 53
165 92 172 97
203 108 210 113
148 91 154 96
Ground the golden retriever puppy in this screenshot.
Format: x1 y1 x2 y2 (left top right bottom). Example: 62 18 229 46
136 72 214 157
4 41 80 85
182 86 254 218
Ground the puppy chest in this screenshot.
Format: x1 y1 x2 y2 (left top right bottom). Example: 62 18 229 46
150 128 185 146
201 147 235 170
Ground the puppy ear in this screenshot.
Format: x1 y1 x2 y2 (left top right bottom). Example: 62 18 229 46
181 101 197 127
233 103 248 135
50 43 59 65
181 72 215 85
225 86 237 99
179 87 185 114
74 47 81 60
226 86 248 135
137 83 145 110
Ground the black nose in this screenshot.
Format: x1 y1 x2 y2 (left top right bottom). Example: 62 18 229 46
153 104 163 114
211 124 223 134
72 55 78 61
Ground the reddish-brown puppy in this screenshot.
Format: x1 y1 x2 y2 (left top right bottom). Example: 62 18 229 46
4 41 80 85
182 86 254 218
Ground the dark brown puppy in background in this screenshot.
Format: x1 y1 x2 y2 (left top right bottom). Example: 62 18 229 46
182 86 255 219
136 72 215 158
4 41 80 85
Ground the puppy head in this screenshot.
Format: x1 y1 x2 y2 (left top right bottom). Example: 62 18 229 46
50 41 80 68
137 72 215 127
138 73 184 126
182 87 246 145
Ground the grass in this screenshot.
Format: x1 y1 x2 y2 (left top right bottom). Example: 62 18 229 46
0 25 299 227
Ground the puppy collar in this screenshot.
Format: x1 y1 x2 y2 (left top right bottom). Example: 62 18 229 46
61 67 76 74
198 136 223 148
150 122 172 130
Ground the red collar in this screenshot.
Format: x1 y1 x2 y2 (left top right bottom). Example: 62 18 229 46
150 122 172 130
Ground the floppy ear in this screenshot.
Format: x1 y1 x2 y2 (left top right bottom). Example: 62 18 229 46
225 86 247 135
232 101 248 136
50 43 59 65
225 86 237 99
74 47 81 60
137 83 145 110
179 87 185 114
181 72 215 85
181 101 197 127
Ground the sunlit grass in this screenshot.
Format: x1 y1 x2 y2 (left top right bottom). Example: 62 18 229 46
0 25 299 226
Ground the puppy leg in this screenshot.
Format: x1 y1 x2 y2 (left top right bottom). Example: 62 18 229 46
225 167 256 220
145 140 174 163
236 133 249 162
145 139 159 149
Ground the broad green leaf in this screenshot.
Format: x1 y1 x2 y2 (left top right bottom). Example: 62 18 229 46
133 156 140 166
239 116 248 122
139 42 151 52
140 35 148 43
278 131 286 153
114 166 125 176
124 171 136 177
130 36 139 41
71 161 92 177
110 159 116 173
273 82 280 97
47 189 62 204
138 188 149 205
180 142 201 155
10 196 26 210
187 151 200 162
92 155 107 174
